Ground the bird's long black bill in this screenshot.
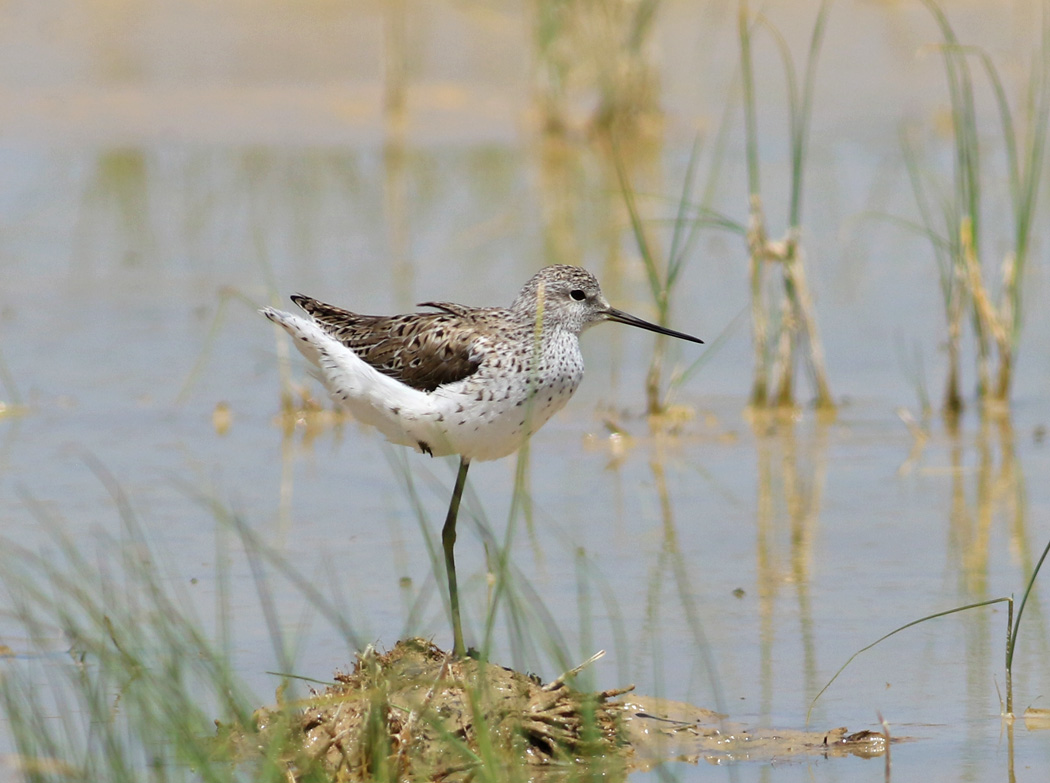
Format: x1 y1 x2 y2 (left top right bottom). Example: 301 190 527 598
605 308 704 344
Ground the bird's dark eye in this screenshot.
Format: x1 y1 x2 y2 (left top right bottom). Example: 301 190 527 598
570 289 586 301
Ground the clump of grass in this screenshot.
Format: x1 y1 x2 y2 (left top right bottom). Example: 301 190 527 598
0 457 632 782
0 487 310 782
899 0 1050 416
289 638 632 782
738 0 835 411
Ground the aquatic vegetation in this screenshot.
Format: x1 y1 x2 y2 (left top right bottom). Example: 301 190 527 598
738 0 835 410
900 0 1050 415
0 479 627 782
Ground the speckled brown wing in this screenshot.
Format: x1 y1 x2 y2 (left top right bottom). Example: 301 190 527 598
291 295 489 392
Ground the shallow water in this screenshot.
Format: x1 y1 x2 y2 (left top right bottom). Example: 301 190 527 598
3 1 1050 781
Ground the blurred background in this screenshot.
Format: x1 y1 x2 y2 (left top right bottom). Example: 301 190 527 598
1 1 1050 780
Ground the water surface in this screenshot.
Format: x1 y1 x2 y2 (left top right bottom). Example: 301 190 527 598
2 2 1050 781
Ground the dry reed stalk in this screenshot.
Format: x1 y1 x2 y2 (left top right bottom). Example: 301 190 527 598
746 196 833 410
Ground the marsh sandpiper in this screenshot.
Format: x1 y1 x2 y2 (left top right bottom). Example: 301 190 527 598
261 264 703 656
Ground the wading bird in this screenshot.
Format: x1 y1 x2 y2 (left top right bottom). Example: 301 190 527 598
262 265 703 656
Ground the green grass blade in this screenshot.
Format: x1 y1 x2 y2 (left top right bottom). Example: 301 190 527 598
1007 534 1050 671
670 305 747 392
863 211 952 254
791 0 833 227
738 0 761 198
899 126 956 298
921 0 981 248
667 134 704 287
808 597 1012 724
611 142 662 304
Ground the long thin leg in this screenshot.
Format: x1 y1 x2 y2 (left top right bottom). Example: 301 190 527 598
442 457 470 657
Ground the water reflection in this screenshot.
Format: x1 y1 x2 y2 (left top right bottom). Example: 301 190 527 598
382 0 413 305
79 148 151 270
750 409 829 721
382 132 413 304
58 142 546 311
944 414 1050 732
947 415 1023 598
642 424 728 716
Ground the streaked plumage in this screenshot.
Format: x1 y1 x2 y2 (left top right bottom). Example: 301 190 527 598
261 264 703 655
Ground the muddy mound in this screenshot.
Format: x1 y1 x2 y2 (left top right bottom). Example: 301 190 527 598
240 638 888 781
261 638 633 781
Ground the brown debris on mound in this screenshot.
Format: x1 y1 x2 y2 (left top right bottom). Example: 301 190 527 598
237 638 890 781
265 638 634 781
